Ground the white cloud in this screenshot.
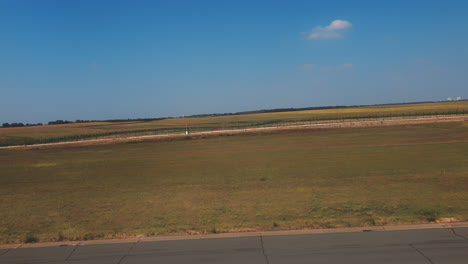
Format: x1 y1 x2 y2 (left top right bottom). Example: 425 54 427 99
328 20 352 30
307 20 352 40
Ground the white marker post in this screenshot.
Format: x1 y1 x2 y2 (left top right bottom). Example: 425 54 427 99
184 115 190 135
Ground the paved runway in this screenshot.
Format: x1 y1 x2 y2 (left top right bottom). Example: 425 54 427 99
1 228 467 263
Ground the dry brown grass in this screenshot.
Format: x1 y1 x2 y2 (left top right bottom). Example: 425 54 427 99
1 122 467 243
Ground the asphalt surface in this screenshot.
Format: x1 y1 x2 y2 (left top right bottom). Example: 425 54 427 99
1 228 467 263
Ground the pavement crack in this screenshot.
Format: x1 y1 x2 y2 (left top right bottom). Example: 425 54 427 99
0 248 10 257
259 234 270 264
117 237 141 264
65 244 80 261
409 244 434 264
450 228 468 240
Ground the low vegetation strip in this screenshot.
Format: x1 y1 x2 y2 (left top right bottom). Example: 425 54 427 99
0 122 467 244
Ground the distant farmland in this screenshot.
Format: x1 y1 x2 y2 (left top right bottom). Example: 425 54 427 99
1 101 467 147
1 121 467 243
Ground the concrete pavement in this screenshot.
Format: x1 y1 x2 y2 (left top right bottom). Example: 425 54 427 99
1 227 467 263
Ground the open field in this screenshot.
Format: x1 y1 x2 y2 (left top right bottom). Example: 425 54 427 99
1 101 467 147
1 121 467 244
1 115 466 150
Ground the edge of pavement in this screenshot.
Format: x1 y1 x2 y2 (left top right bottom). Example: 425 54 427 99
2 221 468 249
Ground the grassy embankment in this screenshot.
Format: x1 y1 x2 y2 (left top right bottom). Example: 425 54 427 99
1 121 467 243
0 101 467 147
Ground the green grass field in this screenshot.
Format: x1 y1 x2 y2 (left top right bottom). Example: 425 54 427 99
1 101 467 146
1 121 467 244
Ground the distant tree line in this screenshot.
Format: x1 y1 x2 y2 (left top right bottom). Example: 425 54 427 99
1 117 171 128
186 100 466 118
2 122 43 128
103 117 168 123
48 120 74 125
187 102 419 118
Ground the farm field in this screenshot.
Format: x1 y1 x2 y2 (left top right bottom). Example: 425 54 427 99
1 101 467 147
1 121 467 244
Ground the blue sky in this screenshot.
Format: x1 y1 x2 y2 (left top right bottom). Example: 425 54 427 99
1 0 467 123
